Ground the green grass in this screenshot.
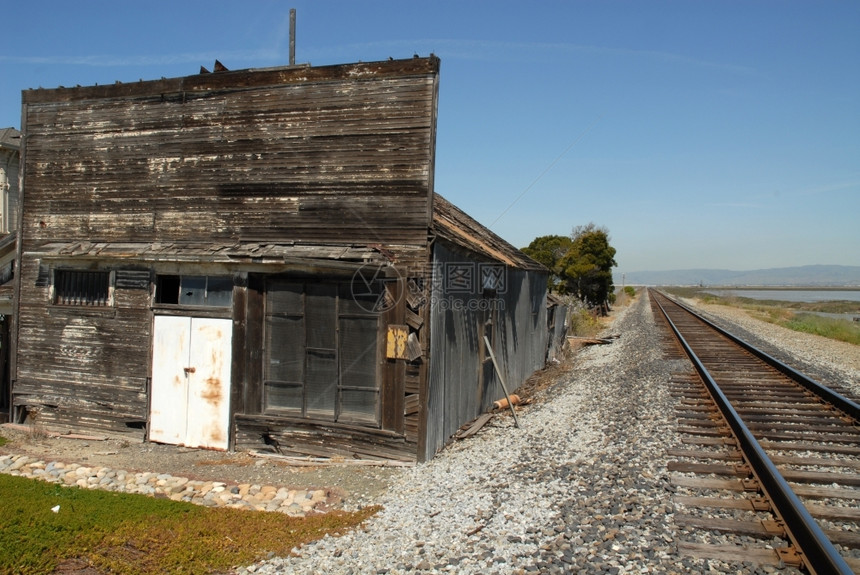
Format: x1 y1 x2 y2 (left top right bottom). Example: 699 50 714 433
661 287 860 346
0 473 378 575
777 312 860 345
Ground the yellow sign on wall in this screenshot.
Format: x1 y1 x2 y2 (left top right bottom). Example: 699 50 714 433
386 325 408 359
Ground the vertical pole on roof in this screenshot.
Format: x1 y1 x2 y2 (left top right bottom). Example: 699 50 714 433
289 9 296 66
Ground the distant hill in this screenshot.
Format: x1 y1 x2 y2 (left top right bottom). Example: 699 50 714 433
623 265 860 287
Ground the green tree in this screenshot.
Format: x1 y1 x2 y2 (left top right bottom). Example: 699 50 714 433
521 235 574 293
559 224 617 315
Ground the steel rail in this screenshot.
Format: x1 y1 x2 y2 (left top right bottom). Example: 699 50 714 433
652 292 854 575
659 291 860 423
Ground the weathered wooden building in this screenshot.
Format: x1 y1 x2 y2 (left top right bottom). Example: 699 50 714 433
11 56 553 461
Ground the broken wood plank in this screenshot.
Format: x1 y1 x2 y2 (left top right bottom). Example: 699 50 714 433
405 307 424 330
405 332 423 362
0 423 107 441
249 450 414 467
57 434 109 441
567 336 615 345
454 413 493 440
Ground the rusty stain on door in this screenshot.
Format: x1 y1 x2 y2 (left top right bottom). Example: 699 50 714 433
150 316 232 450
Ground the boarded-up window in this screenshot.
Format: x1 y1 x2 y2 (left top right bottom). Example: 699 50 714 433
264 279 381 425
54 270 112 306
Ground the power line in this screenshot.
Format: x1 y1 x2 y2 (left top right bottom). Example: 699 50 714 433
489 114 602 229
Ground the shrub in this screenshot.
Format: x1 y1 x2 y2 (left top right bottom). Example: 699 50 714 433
782 313 860 345
567 307 603 338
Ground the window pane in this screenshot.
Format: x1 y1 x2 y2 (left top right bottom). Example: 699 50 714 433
267 280 304 315
305 349 336 418
339 389 378 424
179 276 206 305
339 317 378 389
306 284 336 349
265 316 304 382
206 276 234 307
265 382 302 412
262 279 381 424
339 281 384 315
156 275 180 304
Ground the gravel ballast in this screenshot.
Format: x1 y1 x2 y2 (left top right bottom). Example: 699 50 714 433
243 293 719 574
246 291 859 574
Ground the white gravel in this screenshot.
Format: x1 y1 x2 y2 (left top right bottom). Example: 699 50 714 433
238 292 856 575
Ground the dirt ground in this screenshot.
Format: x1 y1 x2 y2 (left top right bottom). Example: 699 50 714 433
0 425 401 506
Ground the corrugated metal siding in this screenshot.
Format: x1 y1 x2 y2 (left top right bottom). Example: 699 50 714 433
423 241 548 460
496 269 550 399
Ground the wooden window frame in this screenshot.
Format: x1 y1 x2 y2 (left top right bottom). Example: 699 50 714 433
153 274 234 309
51 269 114 307
263 279 382 427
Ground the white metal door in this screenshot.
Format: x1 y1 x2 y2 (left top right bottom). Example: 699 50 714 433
149 316 232 450
149 315 190 446
185 317 232 449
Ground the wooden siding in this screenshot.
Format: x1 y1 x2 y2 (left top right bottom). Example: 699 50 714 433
233 414 414 462
12 57 439 442
12 259 151 435
19 58 439 250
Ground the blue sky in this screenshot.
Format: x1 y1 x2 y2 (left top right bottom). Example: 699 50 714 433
1 1 858 275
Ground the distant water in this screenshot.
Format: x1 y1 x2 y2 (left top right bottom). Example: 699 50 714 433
705 289 860 304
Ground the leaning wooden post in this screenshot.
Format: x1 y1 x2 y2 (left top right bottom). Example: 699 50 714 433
483 335 520 428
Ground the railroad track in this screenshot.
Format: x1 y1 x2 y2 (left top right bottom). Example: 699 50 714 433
649 289 860 574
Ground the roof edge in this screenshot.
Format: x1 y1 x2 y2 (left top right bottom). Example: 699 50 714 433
431 194 547 272
22 55 441 105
